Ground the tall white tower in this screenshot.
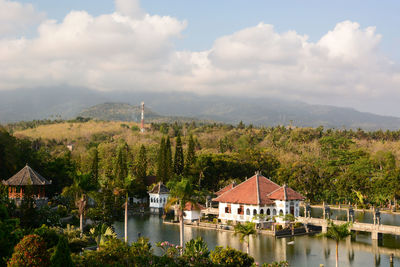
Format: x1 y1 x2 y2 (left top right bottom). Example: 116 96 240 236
140 102 145 133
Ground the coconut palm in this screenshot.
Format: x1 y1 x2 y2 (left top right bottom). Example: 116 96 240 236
322 220 352 267
234 221 257 254
165 177 199 250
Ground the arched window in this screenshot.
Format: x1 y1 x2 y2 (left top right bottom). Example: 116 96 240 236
267 209 271 215
260 209 264 214
273 209 277 216
156 198 159 203
253 209 257 215
246 208 250 215
279 209 283 215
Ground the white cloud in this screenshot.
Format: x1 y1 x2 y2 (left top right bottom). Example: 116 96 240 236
0 0 399 115
115 0 144 18
0 0 45 36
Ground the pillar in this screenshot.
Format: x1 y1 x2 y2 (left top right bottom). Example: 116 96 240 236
322 224 328 233
371 231 382 240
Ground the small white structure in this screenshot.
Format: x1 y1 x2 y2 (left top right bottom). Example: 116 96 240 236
213 173 304 224
148 182 169 214
183 202 205 222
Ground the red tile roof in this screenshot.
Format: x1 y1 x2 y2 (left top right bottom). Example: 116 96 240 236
213 174 280 205
215 183 236 196
267 185 305 201
184 202 205 211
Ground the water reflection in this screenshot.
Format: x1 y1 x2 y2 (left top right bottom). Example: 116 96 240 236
113 215 400 267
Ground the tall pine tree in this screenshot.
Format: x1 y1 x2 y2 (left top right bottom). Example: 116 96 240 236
157 137 166 182
174 134 184 175
134 145 147 183
165 136 173 181
185 134 196 174
114 142 129 184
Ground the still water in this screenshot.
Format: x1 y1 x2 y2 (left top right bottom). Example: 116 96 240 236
114 215 400 267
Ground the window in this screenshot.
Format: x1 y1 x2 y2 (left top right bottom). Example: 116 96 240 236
260 209 264 214
253 209 257 215
279 209 283 215
225 207 231 213
246 208 250 215
150 198 153 203
273 209 277 216
267 209 271 215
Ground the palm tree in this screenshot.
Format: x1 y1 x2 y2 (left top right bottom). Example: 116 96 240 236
234 221 257 254
62 180 86 237
321 220 352 267
165 178 199 250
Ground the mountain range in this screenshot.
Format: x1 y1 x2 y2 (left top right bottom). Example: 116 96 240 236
1 87 400 130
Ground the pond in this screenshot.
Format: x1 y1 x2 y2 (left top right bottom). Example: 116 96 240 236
114 215 400 267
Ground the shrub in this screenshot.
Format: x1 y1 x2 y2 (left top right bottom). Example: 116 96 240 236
275 225 283 231
210 246 254 267
7 234 50 267
50 236 74 267
294 222 303 228
182 237 211 266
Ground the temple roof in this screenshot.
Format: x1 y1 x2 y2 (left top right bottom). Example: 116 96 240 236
2 165 51 186
267 185 305 201
148 182 169 194
213 173 280 205
215 182 236 196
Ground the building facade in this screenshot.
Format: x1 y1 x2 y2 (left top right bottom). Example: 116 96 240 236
148 182 169 214
213 173 304 224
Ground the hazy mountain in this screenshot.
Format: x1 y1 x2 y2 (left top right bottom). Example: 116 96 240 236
1 87 400 130
78 102 207 124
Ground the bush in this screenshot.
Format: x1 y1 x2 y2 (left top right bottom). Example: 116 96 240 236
275 225 283 231
182 237 211 266
210 246 254 267
57 205 68 217
50 236 74 267
7 234 50 267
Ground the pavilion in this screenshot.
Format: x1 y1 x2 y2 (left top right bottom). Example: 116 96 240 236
2 164 52 204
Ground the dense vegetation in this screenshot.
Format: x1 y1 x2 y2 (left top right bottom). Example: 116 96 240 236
2 119 400 265
5 120 400 206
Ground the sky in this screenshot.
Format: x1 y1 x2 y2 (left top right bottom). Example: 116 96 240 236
2 0 400 116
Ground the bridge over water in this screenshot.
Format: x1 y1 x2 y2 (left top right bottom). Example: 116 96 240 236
297 216 400 240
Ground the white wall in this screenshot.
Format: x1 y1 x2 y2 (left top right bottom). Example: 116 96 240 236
149 193 169 209
184 210 201 221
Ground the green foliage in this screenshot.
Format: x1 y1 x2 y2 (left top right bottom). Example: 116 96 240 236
185 134 196 174
0 204 23 266
174 134 184 175
157 136 173 182
323 220 352 243
50 236 74 267
182 237 210 266
32 225 60 249
133 145 147 183
7 234 50 267
210 246 254 267
234 222 257 254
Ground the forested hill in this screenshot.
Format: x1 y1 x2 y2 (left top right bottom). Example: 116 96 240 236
1 87 400 130
78 102 161 122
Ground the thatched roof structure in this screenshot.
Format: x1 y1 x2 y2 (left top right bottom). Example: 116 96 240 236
2 165 52 186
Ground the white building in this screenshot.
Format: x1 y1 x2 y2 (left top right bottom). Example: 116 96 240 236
183 202 205 222
213 173 305 224
148 182 170 214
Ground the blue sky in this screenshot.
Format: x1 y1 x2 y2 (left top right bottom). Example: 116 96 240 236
3 0 400 116
18 0 400 60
